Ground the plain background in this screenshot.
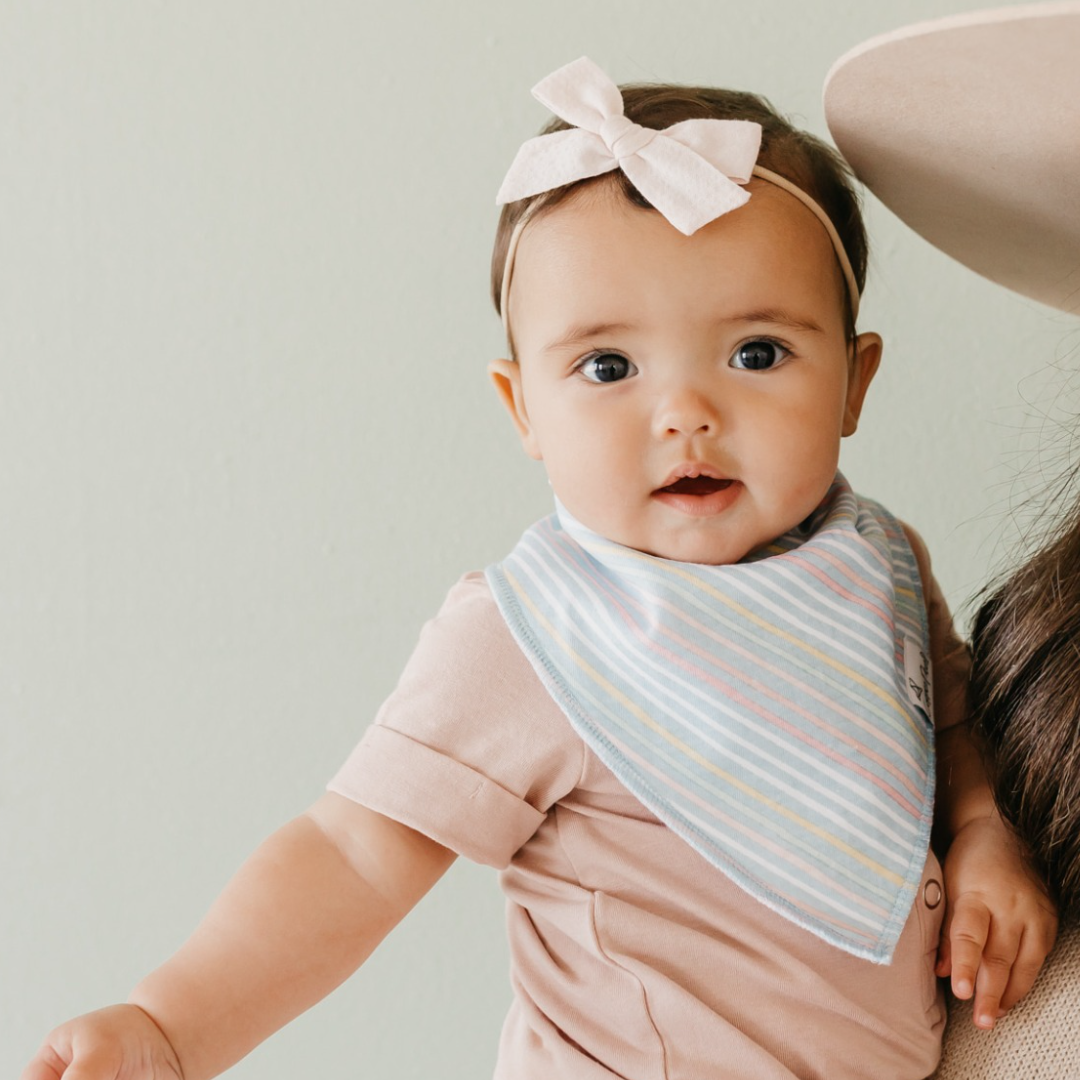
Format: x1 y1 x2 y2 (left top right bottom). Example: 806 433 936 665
4 1 1079 1077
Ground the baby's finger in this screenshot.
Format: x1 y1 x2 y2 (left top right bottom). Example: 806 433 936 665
20 1038 125 1080
999 923 1057 1013
944 896 991 999
934 928 952 978
38 1066 118 1080
971 923 1022 1029
19 1043 69 1080
19 1058 64 1080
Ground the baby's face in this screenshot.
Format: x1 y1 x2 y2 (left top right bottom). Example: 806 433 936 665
491 181 881 565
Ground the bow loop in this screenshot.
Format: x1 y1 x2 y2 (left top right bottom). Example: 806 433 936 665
531 56 624 134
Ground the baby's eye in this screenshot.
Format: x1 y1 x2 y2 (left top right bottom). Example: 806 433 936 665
577 351 638 383
730 339 790 371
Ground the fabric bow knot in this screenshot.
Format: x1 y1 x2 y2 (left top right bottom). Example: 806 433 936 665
496 57 763 236
598 113 655 160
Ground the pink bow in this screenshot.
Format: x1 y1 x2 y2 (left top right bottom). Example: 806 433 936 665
496 57 763 236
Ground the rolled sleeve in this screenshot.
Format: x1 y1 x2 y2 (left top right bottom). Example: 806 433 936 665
330 726 546 868
329 572 583 865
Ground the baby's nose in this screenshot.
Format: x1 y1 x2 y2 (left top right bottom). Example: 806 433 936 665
653 386 722 437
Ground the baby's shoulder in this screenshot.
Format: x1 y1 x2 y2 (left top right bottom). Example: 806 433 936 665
422 570 507 650
442 569 498 609
856 490 935 593
405 571 549 707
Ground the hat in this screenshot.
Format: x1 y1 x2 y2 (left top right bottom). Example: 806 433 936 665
823 2 1080 315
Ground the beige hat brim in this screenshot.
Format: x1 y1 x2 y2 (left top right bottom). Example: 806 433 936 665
824 2 1080 314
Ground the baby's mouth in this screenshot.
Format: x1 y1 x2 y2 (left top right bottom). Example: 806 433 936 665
658 476 733 496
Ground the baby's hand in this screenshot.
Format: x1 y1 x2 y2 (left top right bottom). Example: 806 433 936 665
21 1003 183 1080
936 814 1058 1029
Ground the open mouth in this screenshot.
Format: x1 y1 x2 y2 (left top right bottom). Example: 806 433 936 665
658 476 734 497
652 470 740 517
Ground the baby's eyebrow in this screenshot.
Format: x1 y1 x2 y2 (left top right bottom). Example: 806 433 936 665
726 308 826 334
540 311 826 354
542 321 635 352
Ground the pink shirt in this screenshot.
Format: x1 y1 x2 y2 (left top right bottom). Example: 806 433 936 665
331 543 966 1079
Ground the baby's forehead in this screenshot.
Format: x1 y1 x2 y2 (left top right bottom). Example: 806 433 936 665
520 180 837 266
509 183 847 334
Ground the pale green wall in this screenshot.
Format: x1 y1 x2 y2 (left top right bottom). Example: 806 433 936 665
3 2 1076 1077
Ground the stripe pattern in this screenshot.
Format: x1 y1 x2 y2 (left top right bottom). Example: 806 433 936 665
485 475 934 962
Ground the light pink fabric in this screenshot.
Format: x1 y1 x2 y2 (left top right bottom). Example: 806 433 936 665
330 535 966 1079
497 57 761 237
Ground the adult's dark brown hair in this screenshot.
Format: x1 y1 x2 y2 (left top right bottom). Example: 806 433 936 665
971 485 1080 921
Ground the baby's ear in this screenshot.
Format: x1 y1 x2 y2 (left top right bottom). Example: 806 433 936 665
488 359 542 460
842 333 883 437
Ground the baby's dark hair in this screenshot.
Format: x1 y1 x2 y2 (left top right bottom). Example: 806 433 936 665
970 492 1080 922
491 82 869 337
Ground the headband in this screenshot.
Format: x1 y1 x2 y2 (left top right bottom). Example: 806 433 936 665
497 57 861 341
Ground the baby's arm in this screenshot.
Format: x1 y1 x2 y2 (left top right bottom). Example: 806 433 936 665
21 793 455 1080
911 528 1058 1029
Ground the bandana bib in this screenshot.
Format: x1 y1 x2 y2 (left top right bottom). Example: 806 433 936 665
485 475 934 962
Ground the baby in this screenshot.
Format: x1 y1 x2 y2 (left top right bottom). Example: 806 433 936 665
23 58 1057 1080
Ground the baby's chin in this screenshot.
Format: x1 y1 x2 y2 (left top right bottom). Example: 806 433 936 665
643 539 757 566
610 510 814 566
607 523 763 567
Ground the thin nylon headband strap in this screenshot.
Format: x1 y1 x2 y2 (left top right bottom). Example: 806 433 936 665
499 165 862 347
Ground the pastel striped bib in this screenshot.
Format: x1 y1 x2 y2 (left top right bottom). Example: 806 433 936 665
485 475 935 962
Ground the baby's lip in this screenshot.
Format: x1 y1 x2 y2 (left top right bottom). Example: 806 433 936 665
654 463 732 493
